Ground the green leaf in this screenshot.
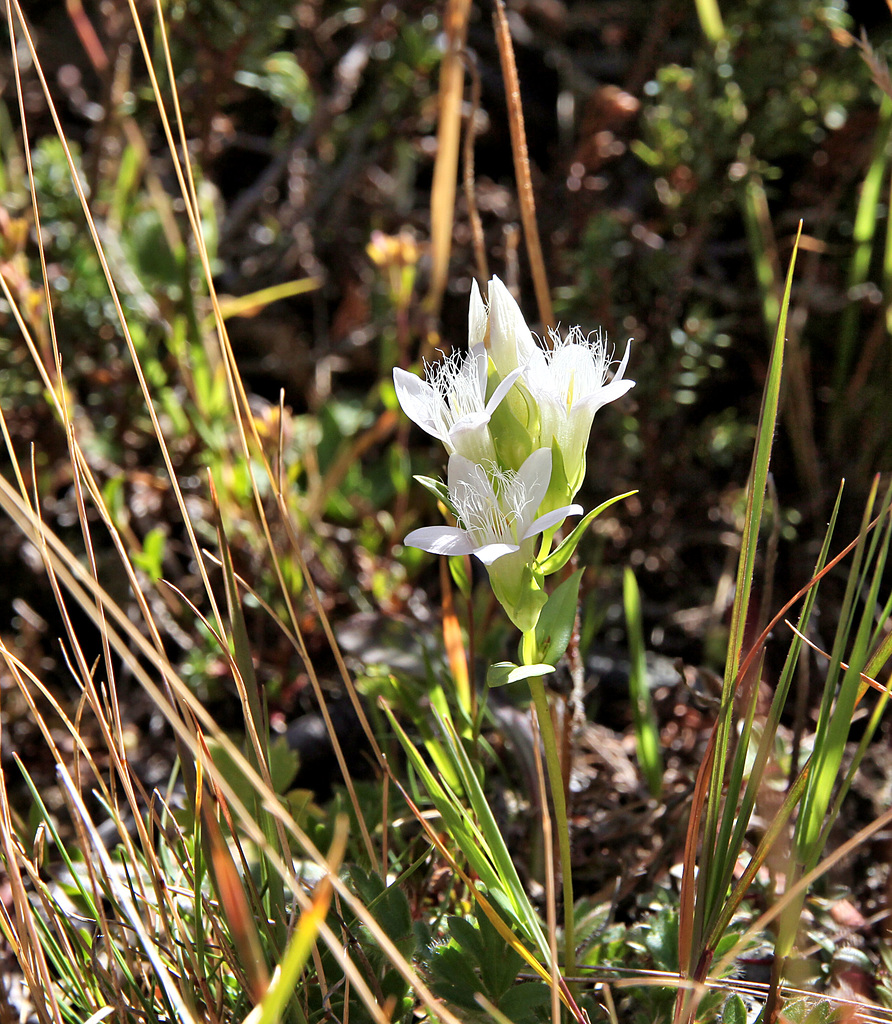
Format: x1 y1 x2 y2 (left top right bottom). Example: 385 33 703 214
132 526 166 581
414 474 450 506
476 911 524 999
624 568 663 798
447 915 484 959
532 569 584 665
643 908 678 970
720 994 748 1024
429 945 481 1010
449 554 472 599
499 982 551 1022
487 661 518 687
537 491 637 576
780 998 837 1024
350 867 415 959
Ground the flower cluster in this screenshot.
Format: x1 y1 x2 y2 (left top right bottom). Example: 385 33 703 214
395 277 634 630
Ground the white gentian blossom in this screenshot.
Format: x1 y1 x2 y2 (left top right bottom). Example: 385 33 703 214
403 449 581 628
404 447 580 562
393 350 522 466
525 327 635 502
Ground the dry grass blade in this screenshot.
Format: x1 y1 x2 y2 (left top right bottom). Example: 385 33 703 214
202 803 270 1002
492 0 553 330
0 779 61 1024
425 0 472 318
439 554 472 719
6 0 226 633
54 765 200 1024
10 0 390 922
0 472 460 1024
461 50 490 285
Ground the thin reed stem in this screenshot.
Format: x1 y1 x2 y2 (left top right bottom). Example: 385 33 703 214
492 0 553 331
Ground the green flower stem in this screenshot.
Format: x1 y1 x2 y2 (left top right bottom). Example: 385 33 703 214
524 639 575 984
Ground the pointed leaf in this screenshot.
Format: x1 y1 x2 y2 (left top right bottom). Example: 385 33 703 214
414 474 450 506
487 661 518 688
720 994 748 1024
532 569 583 665
538 491 637 576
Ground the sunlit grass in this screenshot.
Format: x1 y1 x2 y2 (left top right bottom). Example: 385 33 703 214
1 2 892 1023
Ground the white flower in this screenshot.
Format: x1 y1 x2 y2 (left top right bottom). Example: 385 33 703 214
469 276 538 378
403 448 581 566
393 350 522 465
524 327 635 496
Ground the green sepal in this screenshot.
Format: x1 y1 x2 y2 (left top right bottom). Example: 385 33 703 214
542 439 572 514
531 569 583 666
537 490 638 576
490 562 547 633
486 377 538 471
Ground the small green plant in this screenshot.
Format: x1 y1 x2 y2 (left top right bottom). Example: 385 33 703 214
390 275 637 989
427 906 551 1024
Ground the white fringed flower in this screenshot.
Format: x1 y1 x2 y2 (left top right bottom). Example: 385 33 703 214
524 327 635 498
403 448 580 566
393 351 522 465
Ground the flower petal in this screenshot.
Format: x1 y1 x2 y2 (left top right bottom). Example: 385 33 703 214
447 452 492 495
473 349 489 395
488 277 536 372
616 340 632 381
469 279 487 351
473 541 520 565
448 413 492 442
483 364 524 417
523 503 583 540
514 448 553 519
403 526 476 556
392 368 445 440
574 376 636 414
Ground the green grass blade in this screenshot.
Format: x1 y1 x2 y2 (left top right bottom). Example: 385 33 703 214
696 224 801 945
835 93 892 405
623 568 663 798
436 712 552 960
706 483 844 936
798 480 892 866
384 705 551 963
